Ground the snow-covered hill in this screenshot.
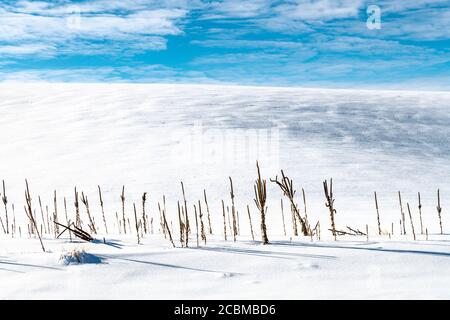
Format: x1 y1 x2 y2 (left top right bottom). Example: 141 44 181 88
1 83 449 299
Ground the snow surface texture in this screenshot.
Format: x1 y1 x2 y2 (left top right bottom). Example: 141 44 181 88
0 83 450 299
2 235 450 299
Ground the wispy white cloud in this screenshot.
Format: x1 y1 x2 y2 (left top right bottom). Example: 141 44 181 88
0 1 187 57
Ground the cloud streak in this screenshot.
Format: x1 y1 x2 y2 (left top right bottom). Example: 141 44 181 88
0 0 448 89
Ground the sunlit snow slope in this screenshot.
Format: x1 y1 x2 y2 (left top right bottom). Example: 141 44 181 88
0 83 449 233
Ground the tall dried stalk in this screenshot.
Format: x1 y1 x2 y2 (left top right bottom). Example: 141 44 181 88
158 202 165 237
98 186 108 234
323 178 336 241
280 199 286 236
270 170 309 236
374 191 381 235
181 182 190 234
254 161 268 245
437 189 443 234
74 187 81 228
229 177 237 242
418 192 423 235
204 189 213 234
142 192 148 234
236 211 240 235
63 197 72 240
291 206 298 236
38 196 46 234
247 204 255 241
121 186 126 234
222 200 227 241
0 210 5 234
227 206 232 236
302 188 308 228
407 203 416 240
133 203 140 244
24 180 45 252
398 191 406 235
2 180 9 234
198 200 206 245
194 204 199 247
177 201 185 247
81 192 96 234
53 190 59 236
181 205 188 247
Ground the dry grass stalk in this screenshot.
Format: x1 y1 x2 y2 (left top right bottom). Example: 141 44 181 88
53 190 59 236
374 191 381 235
204 189 213 234
236 211 240 235
181 182 190 234
133 203 140 244
158 202 165 237
271 170 309 236
198 200 206 245
120 186 126 234
98 186 108 234
407 203 416 240
177 201 185 247
398 191 406 235
280 199 286 236
54 221 92 242
366 224 369 242
317 221 321 241
437 189 443 235
24 180 45 252
227 206 232 236
2 180 9 234
12 204 16 236
74 187 81 228
247 204 255 241
346 226 366 236
291 205 298 236
194 204 199 247
63 198 72 240
0 212 5 234
222 200 227 241
323 178 337 241
426 227 428 240
142 192 147 234
302 188 308 228
81 192 96 234
418 192 423 235
181 205 188 247
38 196 46 234
161 197 175 248
229 177 237 242
254 161 269 245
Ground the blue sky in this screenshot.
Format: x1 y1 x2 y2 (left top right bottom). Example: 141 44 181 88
0 0 449 89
